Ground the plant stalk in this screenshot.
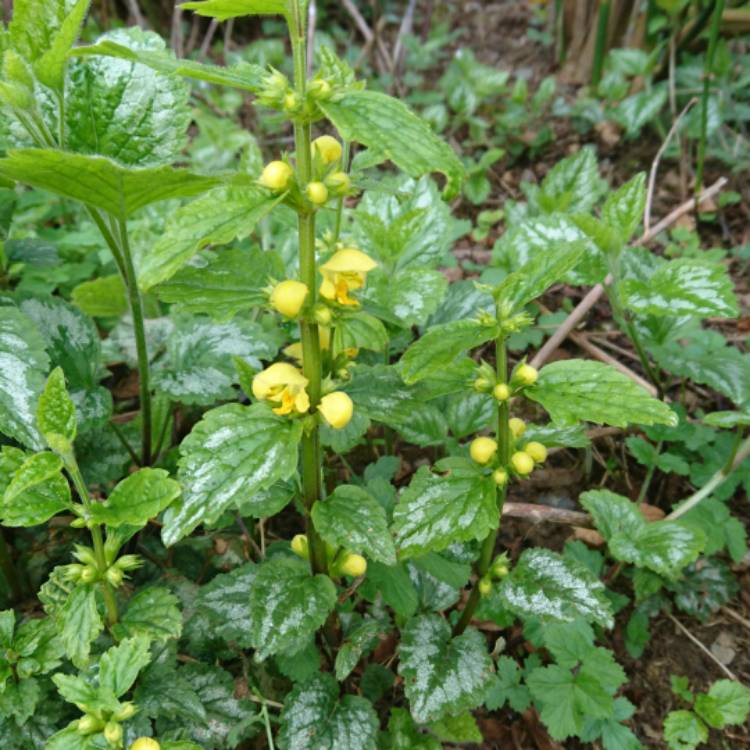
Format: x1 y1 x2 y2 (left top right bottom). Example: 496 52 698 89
289 0 328 577
591 0 611 89
0 530 24 602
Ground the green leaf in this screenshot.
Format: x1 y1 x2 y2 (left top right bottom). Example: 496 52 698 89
392 464 497 559
528 359 677 428
135 660 205 723
162 403 302 545
73 38 264 92
344 365 447 446
4 450 63 502
0 447 70 526
333 312 388 353
113 587 182 642
580 489 705 579
182 0 289 20
36 367 76 452
194 563 257 646
89 468 180 528
312 485 396 565
527 664 613 741
0 149 219 221
702 410 750 429
398 614 493 723
494 242 586 313
248 557 336 661
71 275 128 318
140 182 282 290
400 319 497 385
278 672 379 750
499 548 613 628
98 634 151 698
65 28 191 167
334 619 381 681
485 656 531 712
695 680 750 729
602 172 646 242
154 247 283 321
59 585 103 668
153 316 281 405
321 90 464 198
428 712 483 743
362 561 418 618
538 146 606 214
663 710 708 750
0 307 48 449
387 707 442 750
363 268 448 328
618 259 738 318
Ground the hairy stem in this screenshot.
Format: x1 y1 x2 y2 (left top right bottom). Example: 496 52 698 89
289 0 328 577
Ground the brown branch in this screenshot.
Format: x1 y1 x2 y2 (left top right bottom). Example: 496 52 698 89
531 176 728 369
502 502 593 528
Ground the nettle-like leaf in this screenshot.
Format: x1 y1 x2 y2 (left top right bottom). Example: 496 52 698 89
333 311 388 353
154 247 284 321
580 490 705 579
398 614 493 723
663 710 708 750
97 634 152 699
537 145 607 214
334 620 382 682
36 367 76 452
248 557 336 661
278 672 379 750
139 182 283 290
344 365 447 446
312 485 397 565
65 28 191 166
182 0 289 20
601 172 646 242
162 403 303 545
618 258 738 318
112 586 182 642
498 548 614 628
194 563 257 646
388 708 442 750
0 447 71 527
400 319 498 385
528 359 677 428
694 680 750 729
71 274 128 318
321 90 464 198
0 306 48 449
392 463 497 559
153 316 281 405
89 468 180 528
58 584 104 668
363 268 448 328
0 149 219 221
73 38 264 93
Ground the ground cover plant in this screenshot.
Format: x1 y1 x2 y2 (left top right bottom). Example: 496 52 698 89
0 0 749 748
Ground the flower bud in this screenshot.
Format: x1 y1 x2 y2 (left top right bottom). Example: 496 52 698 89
70 517 87 528
291 534 309 560
130 739 160 750
64 564 85 581
470 436 497 465
77 715 103 735
114 702 137 721
524 441 547 464
80 565 98 584
509 417 526 439
340 553 367 578
478 576 493 596
490 555 510 579
514 363 538 387
259 161 293 191
116 555 143 571
306 181 329 206
511 451 535 476
104 721 123 745
312 135 342 164
473 377 492 393
493 383 511 402
308 79 332 99
270 280 309 318
105 566 124 588
73 545 98 566
326 172 351 194
492 468 508 486
283 91 300 111
318 391 354 430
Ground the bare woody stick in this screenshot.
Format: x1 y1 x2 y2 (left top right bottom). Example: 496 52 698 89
531 176 728 370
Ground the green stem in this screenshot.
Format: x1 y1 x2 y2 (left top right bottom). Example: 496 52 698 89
66 461 119 626
333 140 350 243
695 0 725 197
637 440 662 505
723 428 744 474
591 0 611 89
116 218 152 466
454 323 509 636
289 0 328 578
0 531 23 602
109 421 141 467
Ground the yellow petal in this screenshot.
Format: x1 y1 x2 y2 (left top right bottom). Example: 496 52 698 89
318 391 353 429
320 278 337 300
295 389 310 414
320 247 377 275
253 362 308 401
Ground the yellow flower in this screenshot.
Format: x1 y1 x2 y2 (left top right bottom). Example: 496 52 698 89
252 363 310 415
470 436 497 465
509 417 526 439
493 468 508 486
259 161 293 191
326 171 351 194
130 740 160 750
319 247 377 306
312 135 342 164
284 328 331 364
493 383 510 401
524 441 548 463
340 552 367 577
307 181 329 205
270 280 308 318
318 391 354 429
514 363 538 386
511 451 535 476
291 534 309 560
